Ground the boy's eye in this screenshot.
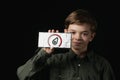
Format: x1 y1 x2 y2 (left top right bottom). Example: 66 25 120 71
70 32 75 34
82 32 89 36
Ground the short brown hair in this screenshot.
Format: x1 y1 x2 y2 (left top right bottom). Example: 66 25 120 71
65 9 97 33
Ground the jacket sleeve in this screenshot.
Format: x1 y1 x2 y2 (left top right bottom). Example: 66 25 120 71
102 60 116 80
16 48 52 80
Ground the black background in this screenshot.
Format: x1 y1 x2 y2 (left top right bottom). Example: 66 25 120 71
4 0 120 80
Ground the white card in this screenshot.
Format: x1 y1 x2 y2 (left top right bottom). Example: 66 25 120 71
38 32 71 48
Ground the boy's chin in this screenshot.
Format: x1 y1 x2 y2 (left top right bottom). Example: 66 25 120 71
72 46 83 50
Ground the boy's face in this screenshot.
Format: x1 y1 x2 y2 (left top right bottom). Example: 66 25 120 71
68 24 95 50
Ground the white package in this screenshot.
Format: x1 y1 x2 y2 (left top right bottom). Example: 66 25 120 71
38 32 71 48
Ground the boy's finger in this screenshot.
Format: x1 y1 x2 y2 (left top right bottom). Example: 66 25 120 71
64 29 68 33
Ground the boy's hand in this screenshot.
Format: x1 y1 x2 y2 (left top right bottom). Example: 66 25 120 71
43 29 59 54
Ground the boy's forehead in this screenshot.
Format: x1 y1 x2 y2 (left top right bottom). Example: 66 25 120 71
68 24 91 31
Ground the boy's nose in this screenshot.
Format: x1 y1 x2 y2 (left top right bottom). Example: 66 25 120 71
75 34 82 40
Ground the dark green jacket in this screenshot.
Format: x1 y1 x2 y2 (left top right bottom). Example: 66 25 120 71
17 48 116 80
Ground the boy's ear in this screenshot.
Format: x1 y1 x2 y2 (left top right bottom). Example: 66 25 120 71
90 32 96 42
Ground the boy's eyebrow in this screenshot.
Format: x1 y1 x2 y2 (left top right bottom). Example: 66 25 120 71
68 29 76 31
68 29 89 32
82 31 89 33
68 30 75 31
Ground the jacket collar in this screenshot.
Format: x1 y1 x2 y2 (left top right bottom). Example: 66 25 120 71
68 49 95 62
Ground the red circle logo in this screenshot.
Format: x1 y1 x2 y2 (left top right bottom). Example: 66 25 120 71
48 34 62 47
